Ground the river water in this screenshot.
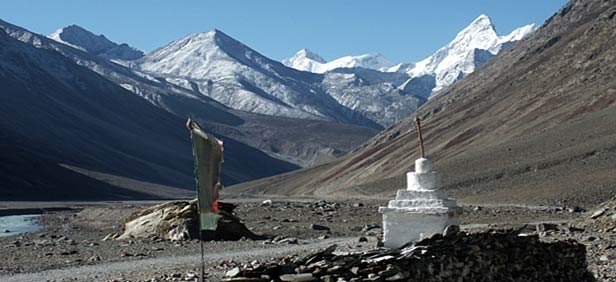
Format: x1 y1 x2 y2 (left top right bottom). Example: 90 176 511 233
0 214 43 237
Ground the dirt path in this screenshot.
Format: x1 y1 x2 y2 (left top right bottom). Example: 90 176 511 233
0 237 358 282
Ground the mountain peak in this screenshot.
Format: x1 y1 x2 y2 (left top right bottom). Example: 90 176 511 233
205 28 224 36
138 27 283 80
473 14 492 24
181 28 239 48
463 14 495 33
402 13 535 93
293 49 327 63
460 14 496 36
48 25 143 61
63 24 100 36
49 24 112 51
440 14 500 54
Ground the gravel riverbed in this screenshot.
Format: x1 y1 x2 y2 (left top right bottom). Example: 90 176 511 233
1 198 612 281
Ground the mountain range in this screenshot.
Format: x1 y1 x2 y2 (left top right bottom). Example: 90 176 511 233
230 0 616 209
1 19 380 166
47 14 535 128
283 50 392 74
0 11 540 200
0 20 380 199
283 15 536 95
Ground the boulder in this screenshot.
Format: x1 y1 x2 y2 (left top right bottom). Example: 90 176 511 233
118 200 261 241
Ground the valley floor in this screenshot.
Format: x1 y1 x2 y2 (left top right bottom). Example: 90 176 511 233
0 198 613 281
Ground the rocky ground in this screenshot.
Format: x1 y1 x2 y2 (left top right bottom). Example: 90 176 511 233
0 198 613 281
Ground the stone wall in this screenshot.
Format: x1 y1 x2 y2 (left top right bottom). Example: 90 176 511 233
224 228 594 282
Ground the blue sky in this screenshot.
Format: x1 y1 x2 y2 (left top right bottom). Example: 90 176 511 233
0 0 567 63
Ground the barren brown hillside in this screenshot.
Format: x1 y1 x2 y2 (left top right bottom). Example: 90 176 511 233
229 0 616 208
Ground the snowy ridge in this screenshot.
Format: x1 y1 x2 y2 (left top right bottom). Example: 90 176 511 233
283 50 392 74
49 25 144 61
135 29 382 127
134 15 534 126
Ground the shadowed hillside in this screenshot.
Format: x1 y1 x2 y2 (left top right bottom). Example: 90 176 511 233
230 0 616 208
0 29 298 200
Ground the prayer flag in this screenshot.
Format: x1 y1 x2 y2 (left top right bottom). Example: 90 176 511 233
187 119 223 231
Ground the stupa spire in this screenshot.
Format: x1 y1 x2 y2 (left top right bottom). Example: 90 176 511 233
414 116 425 158
379 117 463 248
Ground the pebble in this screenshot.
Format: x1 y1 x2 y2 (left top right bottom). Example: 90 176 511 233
361 224 380 232
225 267 240 277
599 254 616 261
59 250 77 255
591 209 606 219
443 225 460 237
310 224 330 231
277 237 298 244
280 273 316 282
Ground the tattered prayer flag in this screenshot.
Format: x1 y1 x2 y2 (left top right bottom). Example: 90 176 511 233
188 119 223 231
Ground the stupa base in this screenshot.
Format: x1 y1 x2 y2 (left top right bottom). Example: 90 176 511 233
380 209 461 248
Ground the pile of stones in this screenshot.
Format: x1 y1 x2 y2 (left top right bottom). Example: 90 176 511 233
578 196 616 233
223 228 593 282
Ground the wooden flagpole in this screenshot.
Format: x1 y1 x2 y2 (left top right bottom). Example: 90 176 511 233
414 116 425 158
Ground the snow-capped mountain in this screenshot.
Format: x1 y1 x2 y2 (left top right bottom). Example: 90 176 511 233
2 20 380 170
133 29 431 127
282 48 326 71
284 15 535 97
49 24 144 61
283 49 392 73
18 15 534 130
392 14 537 93
43 16 533 129
133 29 382 127
0 19 307 185
322 68 425 126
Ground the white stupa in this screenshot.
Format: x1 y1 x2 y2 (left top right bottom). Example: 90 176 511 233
378 118 462 248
